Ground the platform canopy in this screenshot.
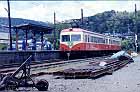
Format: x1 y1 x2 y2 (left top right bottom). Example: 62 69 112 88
10 23 54 50
12 23 53 34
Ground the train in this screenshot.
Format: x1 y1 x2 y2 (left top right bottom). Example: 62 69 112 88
60 28 121 58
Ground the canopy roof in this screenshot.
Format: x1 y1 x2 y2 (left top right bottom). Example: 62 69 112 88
12 23 53 34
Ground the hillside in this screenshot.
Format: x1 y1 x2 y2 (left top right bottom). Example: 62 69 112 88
0 17 52 32
1 10 139 35
55 10 140 51
56 10 140 35
0 10 140 51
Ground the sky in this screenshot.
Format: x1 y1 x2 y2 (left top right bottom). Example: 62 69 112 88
0 1 140 23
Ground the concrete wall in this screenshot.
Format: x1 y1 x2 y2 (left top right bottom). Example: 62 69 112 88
0 50 60 64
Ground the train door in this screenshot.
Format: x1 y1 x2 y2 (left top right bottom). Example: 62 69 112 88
88 35 92 50
85 34 88 50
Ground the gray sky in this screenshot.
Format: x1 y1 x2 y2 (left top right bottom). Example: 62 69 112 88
0 1 140 23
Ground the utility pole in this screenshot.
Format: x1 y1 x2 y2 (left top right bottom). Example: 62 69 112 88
134 4 138 52
7 0 12 50
81 8 84 27
53 12 56 50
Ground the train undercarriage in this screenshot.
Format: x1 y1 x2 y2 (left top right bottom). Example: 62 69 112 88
60 50 120 59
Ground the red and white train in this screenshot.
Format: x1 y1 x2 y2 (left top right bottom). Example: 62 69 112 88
60 28 121 52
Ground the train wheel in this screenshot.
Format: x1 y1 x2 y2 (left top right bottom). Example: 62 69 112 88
36 79 49 91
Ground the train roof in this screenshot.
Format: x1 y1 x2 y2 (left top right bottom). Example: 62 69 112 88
61 28 104 36
61 28 121 40
61 28 84 32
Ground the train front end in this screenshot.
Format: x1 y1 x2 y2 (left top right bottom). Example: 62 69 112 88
60 28 83 51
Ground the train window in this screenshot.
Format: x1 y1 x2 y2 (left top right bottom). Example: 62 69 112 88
105 39 108 44
85 35 87 42
109 39 111 44
88 35 90 42
71 34 81 41
93 37 98 43
91 36 94 42
113 40 120 45
62 35 70 42
93 37 105 43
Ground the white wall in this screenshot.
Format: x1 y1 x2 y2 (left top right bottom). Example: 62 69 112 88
0 32 9 40
0 32 9 44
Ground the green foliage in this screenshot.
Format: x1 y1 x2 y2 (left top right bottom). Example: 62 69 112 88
55 23 71 37
121 39 135 51
0 44 7 50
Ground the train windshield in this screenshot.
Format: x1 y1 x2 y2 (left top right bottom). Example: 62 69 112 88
71 34 81 41
62 35 70 42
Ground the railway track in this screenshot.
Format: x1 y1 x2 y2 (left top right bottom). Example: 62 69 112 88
0 59 61 69
0 56 106 75
52 55 134 79
0 55 133 79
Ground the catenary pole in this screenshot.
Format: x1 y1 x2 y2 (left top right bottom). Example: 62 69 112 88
135 4 138 52
7 0 12 50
